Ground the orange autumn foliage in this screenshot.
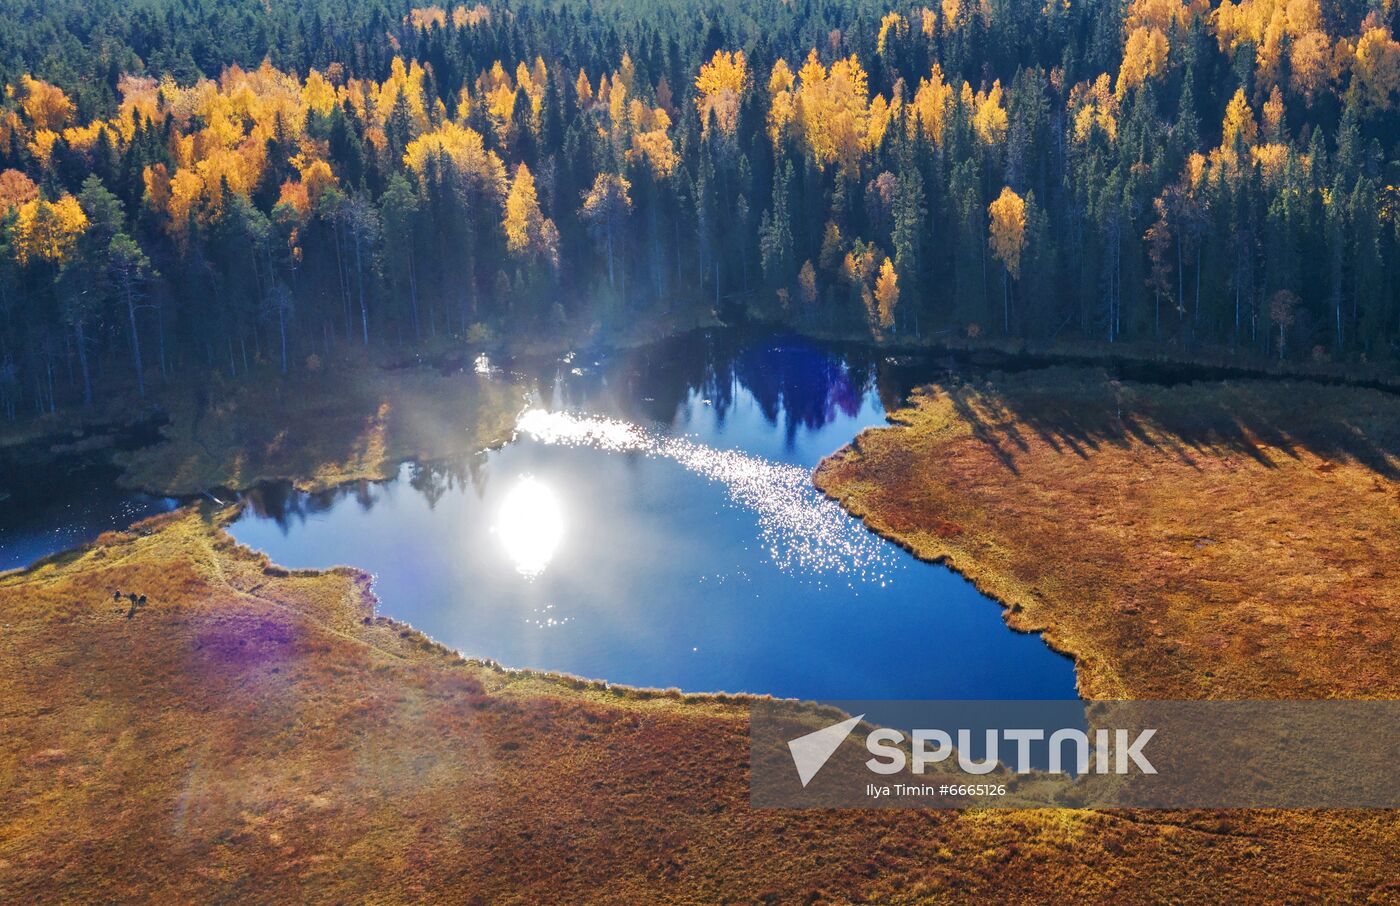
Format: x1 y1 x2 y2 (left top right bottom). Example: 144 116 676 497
0 169 39 211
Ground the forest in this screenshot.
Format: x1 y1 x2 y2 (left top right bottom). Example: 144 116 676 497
2 0 1400 418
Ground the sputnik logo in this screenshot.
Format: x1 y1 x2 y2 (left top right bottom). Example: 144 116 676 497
787 714 865 787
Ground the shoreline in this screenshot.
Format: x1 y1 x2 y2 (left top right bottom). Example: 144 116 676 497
8 317 1400 500
2 505 1397 901
813 367 1400 701
9 327 1398 704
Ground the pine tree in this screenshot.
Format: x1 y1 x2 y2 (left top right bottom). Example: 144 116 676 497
892 165 926 333
760 161 794 295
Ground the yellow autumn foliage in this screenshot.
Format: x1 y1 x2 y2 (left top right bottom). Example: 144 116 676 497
988 186 1027 279
302 70 338 116
1222 87 1258 146
1069 74 1119 143
790 51 875 173
1117 27 1170 96
404 121 507 196
877 13 909 57
1127 0 1207 32
972 80 1008 145
13 194 87 265
695 50 748 136
18 75 74 131
627 103 678 177
27 129 58 165
276 179 312 218
1354 26 1400 110
1250 142 1293 180
768 58 798 146
910 65 953 144
1213 0 1331 92
917 8 938 37
503 163 559 267
874 257 898 330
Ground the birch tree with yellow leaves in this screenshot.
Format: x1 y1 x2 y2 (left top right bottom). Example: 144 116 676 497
4 0 1400 415
504 163 559 272
988 186 1026 333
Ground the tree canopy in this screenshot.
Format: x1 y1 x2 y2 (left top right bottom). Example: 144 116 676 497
3 0 1400 419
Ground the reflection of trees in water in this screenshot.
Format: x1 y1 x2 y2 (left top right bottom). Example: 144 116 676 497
407 456 486 509
620 330 731 426
730 339 873 447
240 331 948 527
591 331 881 443
871 351 967 414
241 456 489 529
240 482 297 531
240 481 364 532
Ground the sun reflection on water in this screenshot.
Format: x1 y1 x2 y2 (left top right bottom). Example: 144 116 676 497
515 408 897 585
495 476 565 579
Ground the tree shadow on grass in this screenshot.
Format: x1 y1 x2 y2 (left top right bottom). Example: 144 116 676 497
936 368 1400 480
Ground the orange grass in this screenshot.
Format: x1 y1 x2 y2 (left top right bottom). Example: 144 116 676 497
1 509 1397 902
815 366 1400 699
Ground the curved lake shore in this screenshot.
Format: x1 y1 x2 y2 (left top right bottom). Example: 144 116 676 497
814 366 1400 700
3 335 1399 901
2 508 1397 903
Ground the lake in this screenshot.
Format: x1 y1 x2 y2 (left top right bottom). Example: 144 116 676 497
226 331 1078 701
0 435 178 574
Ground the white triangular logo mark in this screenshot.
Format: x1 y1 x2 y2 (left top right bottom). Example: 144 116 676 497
788 714 865 787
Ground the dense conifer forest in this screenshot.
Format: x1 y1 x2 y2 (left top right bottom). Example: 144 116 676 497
3 0 1400 417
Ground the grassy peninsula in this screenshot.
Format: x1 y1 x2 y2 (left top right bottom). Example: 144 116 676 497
815 367 1400 700
1 508 1397 903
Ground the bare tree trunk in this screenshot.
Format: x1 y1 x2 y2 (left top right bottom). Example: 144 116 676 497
157 305 167 379
1176 237 1184 327
124 280 145 399
353 226 369 346
333 221 353 344
1194 252 1201 337
606 228 616 289
278 305 288 374
1003 267 1010 334
407 247 421 342
74 320 92 407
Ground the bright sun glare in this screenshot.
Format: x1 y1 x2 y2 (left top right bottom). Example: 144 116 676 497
495 476 565 580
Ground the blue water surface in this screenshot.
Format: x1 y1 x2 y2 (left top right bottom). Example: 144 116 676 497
227 332 1079 701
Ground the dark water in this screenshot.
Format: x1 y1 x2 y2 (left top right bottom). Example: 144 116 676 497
227 332 1078 701
0 423 179 573
0 482 177 572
